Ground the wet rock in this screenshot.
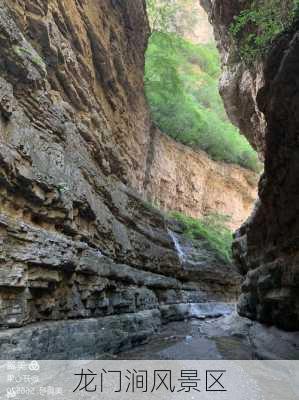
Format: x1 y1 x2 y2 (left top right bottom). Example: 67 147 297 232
116 310 299 360
0 310 162 359
166 228 242 301
160 302 235 324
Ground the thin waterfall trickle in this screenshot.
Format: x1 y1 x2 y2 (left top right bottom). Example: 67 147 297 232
167 228 187 266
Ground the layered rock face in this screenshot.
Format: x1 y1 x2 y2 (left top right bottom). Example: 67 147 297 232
200 0 266 155
0 0 241 358
144 129 258 231
202 0 299 330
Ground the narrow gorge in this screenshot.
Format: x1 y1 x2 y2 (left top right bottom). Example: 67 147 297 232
0 0 298 360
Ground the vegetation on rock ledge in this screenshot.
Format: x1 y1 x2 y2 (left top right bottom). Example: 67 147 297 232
170 211 233 264
145 32 261 172
230 0 299 64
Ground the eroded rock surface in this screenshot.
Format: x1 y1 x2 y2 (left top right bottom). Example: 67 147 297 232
116 311 299 360
144 129 258 230
200 0 266 154
202 0 299 330
0 0 242 357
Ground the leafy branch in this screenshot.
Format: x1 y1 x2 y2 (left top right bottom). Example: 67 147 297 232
230 0 299 64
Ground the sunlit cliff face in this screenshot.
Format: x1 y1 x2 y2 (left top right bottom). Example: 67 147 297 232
178 0 215 43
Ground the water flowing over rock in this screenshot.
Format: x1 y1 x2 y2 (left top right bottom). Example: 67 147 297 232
201 0 299 330
167 229 187 266
0 0 242 358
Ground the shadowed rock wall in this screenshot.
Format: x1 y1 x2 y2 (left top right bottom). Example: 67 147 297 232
201 0 299 330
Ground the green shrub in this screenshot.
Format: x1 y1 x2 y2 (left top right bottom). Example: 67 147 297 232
145 32 262 172
170 211 233 264
230 0 299 64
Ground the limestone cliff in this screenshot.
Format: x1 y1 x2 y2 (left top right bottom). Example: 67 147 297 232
185 0 214 44
0 0 242 358
202 0 299 330
143 0 258 231
200 0 266 154
144 129 258 231
171 0 215 44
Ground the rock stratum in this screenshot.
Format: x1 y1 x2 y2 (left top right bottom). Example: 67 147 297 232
201 0 299 330
0 0 246 358
144 129 257 231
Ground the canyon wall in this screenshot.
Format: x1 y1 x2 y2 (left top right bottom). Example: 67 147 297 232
201 0 299 330
200 0 266 155
186 0 214 44
143 0 258 231
144 129 258 230
174 0 215 44
0 0 242 358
